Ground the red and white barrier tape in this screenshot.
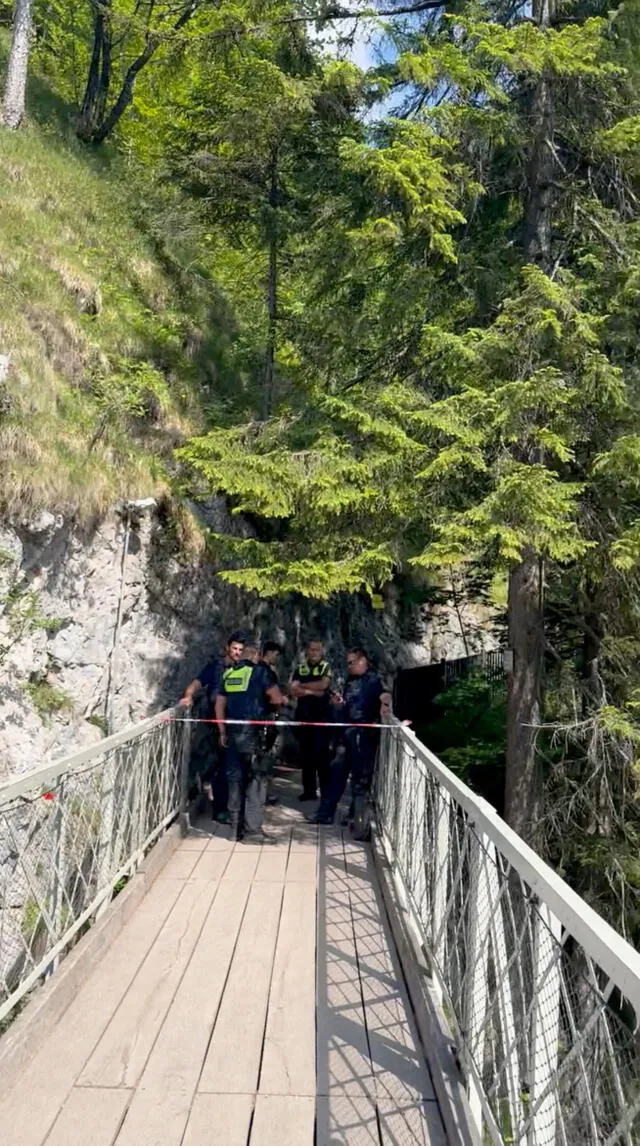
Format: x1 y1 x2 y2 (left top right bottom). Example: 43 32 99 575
169 716 406 730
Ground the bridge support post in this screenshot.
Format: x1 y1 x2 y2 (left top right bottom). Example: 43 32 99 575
137 740 150 855
45 775 67 979
465 828 491 1138
95 749 117 919
431 787 451 1000
178 719 192 838
484 839 521 1140
528 904 561 1146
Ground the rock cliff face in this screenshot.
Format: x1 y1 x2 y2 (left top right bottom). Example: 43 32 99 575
0 500 498 779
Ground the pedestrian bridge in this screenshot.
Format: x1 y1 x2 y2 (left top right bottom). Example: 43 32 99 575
1 716 639 1146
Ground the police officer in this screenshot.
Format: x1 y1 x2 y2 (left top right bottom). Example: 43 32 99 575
260 640 283 686
260 642 284 806
215 646 285 843
290 638 333 802
180 632 246 710
307 647 387 839
179 631 245 822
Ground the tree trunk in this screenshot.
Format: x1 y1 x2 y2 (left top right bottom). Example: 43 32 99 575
76 0 113 142
505 0 555 846
522 81 554 263
581 593 605 716
90 36 157 143
262 149 279 421
77 2 197 144
1 0 34 129
505 551 545 843
580 592 610 836
523 0 555 269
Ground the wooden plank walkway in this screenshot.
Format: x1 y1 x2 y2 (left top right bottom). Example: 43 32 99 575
0 775 447 1146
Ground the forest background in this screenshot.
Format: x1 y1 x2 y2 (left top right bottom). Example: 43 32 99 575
2 0 640 941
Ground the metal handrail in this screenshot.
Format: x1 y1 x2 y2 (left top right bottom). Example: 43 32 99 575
0 708 176 807
374 720 640 1146
0 710 190 1025
398 722 640 1016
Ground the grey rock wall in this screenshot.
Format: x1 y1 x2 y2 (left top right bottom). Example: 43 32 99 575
0 500 498 780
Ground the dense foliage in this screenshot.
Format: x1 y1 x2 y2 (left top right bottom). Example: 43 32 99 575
2 0 640 932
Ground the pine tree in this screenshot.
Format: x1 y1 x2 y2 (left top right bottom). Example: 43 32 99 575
178 3 640 850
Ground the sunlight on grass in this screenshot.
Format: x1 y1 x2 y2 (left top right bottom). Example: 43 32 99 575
0 44 208 518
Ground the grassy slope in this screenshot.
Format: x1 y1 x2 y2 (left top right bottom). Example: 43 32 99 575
0 46 219 519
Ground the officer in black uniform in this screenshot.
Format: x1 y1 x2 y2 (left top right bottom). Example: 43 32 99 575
215 649 284 843
290 638 333 802
260 642 284 805
307 647 385 839
178 631 245 822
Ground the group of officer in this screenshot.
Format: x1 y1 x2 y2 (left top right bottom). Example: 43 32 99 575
179 633 390 844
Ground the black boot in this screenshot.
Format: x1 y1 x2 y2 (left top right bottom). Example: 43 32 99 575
305 809 334 825
242 828 278 846
352 795 371 841
229 814 243 842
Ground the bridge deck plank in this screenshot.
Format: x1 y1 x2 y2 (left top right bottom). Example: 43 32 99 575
1 775 446 1146
259 881 317 1097
78 879 217 1089
113 881 249 1146
254 847 289 883
345 840 437 1102
198 881 284 1095
250 1095 315 1146
317 1095 380 1145
189 847 232 882
378 1099 448 1146
43 1087 131 1146
316 831 376 1099
0 876 182 1146
183 1094 253 1146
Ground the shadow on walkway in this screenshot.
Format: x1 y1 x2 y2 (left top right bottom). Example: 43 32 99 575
191 763 446 1144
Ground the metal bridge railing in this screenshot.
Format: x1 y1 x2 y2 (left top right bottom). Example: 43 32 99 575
375 722 640 1146
0 710 190 1026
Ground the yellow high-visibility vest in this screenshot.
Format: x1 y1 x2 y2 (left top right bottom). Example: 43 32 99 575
222 665 253 693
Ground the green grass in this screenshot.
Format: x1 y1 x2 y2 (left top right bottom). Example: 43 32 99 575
85 713 109 735
24 679 75 721
0 36 217 518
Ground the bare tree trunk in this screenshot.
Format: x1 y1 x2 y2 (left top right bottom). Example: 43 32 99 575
262 149 279 421
76 0 113 142
449 567 470 658
580 592 610 837
77 1 197 144
89 35 157 143
505 550 544 842
505 0 555 847
581 593 605 716
522 38 555 263
1 0 34 129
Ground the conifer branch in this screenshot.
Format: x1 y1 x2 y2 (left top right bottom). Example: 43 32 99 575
88 0 449 51
273 0 448 23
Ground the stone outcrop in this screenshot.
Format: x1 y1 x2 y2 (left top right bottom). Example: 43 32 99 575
0 500 499 779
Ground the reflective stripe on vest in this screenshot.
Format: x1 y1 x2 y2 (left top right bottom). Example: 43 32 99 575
298 661 328 678
223 665 253 693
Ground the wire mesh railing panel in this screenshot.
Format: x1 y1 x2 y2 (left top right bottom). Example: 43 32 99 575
374 725 640 1146
0 712 188 1025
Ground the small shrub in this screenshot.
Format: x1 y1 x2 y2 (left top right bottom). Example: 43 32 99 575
86 713 109 735
25 679 75 721
113 874 130 897
21 895 41 939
